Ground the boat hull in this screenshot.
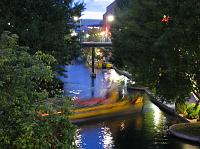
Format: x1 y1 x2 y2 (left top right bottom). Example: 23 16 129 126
70 98 144 123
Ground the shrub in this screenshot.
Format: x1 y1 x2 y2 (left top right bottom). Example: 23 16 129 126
199 110 200 120
186 104 200 119
175 101 187 115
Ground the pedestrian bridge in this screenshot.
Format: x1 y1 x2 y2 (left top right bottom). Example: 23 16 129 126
81 42 112 48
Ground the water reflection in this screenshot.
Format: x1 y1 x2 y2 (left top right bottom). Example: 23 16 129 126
120 121 125 131
78 99 199 149
151 103 163 127
134 114 143 130
101 126 114 149
74 94 199 149
75 129 84 149
91 77 95 98
181 144 200 149
59 64 129 101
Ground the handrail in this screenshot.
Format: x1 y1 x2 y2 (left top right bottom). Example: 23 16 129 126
81 42 112 47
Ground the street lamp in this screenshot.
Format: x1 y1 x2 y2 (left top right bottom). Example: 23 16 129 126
108 15 114 22
73 16 79 21
105 14 114 42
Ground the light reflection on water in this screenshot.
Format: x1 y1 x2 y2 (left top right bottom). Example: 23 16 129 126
181 144 200 149
151 103 165 128
75 129 84 149
101 126 114 149
59 64 199 149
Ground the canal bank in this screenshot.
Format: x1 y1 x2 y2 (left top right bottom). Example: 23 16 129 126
169 123 200 144
114 67 200 145
127 86 189 122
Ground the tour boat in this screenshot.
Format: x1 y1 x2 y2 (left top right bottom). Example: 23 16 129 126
38 93 144 124
69 96 144 123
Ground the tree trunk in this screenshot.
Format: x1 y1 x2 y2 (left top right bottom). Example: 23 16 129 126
193 91 200 109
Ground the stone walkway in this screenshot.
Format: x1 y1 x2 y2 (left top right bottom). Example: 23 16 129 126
169 123 200 144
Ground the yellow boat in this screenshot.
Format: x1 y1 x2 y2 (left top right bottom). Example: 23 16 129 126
69 96 144 123
38 91 144 123
87 61 113 69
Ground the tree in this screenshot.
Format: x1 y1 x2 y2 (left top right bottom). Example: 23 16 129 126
112 0 200 104
0 31 76 148
0 0 84 147
87 28 102 42
0 0 84 64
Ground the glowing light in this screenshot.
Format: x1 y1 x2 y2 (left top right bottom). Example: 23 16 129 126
85 33 90 38
71 30 77 36
100 31 105 36
161 15 170 23
73 16 79 21
41 113 49 117
107 15 114 22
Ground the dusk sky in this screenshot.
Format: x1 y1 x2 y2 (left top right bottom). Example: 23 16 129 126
75 0 115 20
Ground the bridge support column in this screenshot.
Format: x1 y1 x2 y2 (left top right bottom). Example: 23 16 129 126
90 47 96 78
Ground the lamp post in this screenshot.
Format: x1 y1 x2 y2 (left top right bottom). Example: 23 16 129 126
105 14 114 42
90 47 96 78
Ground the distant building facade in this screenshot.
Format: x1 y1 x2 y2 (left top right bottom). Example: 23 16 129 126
80 19 103 31
55 0 64 4
75 19 103 42
103 1 116 41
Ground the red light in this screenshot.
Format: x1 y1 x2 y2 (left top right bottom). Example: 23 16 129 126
161 15 170 23
41 113 49 117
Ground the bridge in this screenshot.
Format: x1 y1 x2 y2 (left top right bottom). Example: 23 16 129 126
81 42 112 48
81 42 113 78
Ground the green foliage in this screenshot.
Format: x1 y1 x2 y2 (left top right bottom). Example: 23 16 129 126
87 28 102 42
15 98 76 149
175 100 187 115
0 0 84 147
199 110 200 120
63 35 82 63
0 32 76 148
112 0 200 103
0 0 84 64
186 103 200 119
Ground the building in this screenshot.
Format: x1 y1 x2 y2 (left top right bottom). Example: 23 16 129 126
74 19 103 42
55 0 66 4
80 19 103 31
103 1 116 41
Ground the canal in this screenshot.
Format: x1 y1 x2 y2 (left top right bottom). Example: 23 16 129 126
59 63 199 149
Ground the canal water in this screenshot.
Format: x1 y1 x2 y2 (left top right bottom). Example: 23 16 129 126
59 63 199 149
